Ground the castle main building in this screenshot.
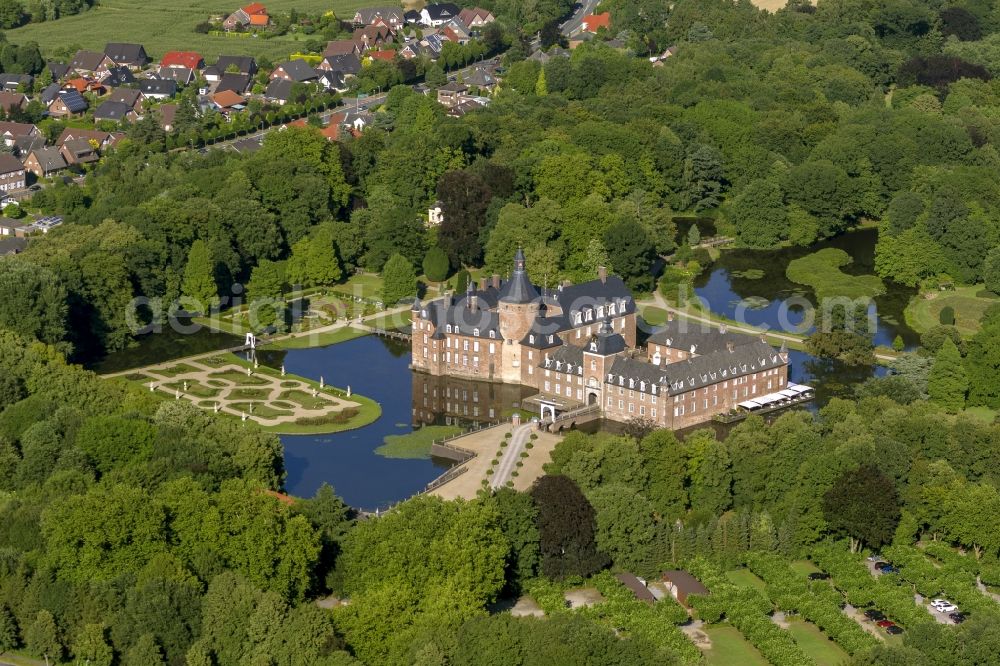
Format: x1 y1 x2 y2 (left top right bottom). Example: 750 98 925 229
410 249 790 430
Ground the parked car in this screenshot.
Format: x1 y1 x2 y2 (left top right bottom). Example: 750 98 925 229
808 572 831 580
949 612 966 624
879 565 899 574
886 625 904 635
864 609 886 621
876 620 895 628
873 561 889 569
931 599 958 613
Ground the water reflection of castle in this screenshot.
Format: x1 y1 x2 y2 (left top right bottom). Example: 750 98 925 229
411 372 535 427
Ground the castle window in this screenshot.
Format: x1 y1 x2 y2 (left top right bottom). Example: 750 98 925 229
610 303 616 315
652 409 656 419
628 403 634 413
463 340 469 351
574 312 582 325
591 360 596 371
607 396 613 406
639 406 645 416
529 335 534 343
447 324 452 333
489 330 495 338
618 400 624 409
651 395 657 404
548 335 554 343
490 343 496 354
473 341 479 352
597 306 604 318
473 328 479 337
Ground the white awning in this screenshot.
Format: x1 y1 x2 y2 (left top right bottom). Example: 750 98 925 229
778 389 799 398
738 399 762 409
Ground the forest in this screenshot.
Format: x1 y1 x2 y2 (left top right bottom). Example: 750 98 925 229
1 0 1000 662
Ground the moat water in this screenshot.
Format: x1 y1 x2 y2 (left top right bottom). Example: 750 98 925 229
89 229 900 510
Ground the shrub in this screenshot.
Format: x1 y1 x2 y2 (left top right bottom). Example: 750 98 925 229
526 442 534 449
939 305 955 325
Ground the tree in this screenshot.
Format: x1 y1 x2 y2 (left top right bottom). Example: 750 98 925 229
939 305 955 326
603 218 655 291
687 224 701 248
0 259 68 349
588 484 657 572
24 610 61 663
381 253 416 306
535 68 548 96
731 179 788 247
928 337 968 412
0 0 25 29
491 488 539 593
530 475 609 580
305 223 343 286
682 145 724 211
247 259 286 331
0 604 17 653
920 325 964 355
72 624 113 666
822 465 900 552
437 170 492 267
422 246 450 283
181 239 217 313
983 247 1000 294
892 335 904 352
124 634 166 666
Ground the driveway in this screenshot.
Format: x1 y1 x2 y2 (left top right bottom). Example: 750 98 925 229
490 424 532 489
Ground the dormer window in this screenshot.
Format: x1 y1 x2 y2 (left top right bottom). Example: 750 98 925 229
609 303 616 315
574 312 582 325
529 335 535 344
489 330 496 339
597 306 604 318
473 328 479 337
548 335 554 343
590 342 597 351
446 324 452 334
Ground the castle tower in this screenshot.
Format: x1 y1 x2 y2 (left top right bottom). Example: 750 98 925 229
498 248 540 343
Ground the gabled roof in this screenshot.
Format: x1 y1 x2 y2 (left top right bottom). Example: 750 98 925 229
324 39 361 57
0 92 26 111
322 53 361 75
156 67 194 85
317 70 346 90
0 153 23 175
438 80 467 93
27 146 67 172
647 320 759 356
0 237 27 255
161 51 204 69
242 2 267 15
367 49 395 62
355 7 403 23
138 79 177 96
57 128 113 147
464 67 495 87
215 73 251 94
108 87 142 108
156 103 177 129
458 7 493 24
62 138 98 162
47 62 70 80
264 78 293 101
0 121 37 138
581 12 611 32
53 90 87 113
423 3 460 20
212 89 246 108
274 59 318 82
249 13 269 26
70 50 106 71
94 100 133 121
206 55 256 76
101 66 136 87
40 83 61 105
104 43 148 65
0 73 31 90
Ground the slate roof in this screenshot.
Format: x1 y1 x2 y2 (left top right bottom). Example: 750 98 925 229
324 40 361 57
205 55 256 77
647 319 759 355
62 138 98 163
587 319 627 356
0 153 23 174
215 73 251 94
104 43 148 66
0 121 37 138
28 147 67 173
355 7 403 24
47 62 70 79
56 128 113 147
499 248 540 304
265 78 293 101
322 53 361 75
13 135 45 156
0 237 27 255
275 59 318 82
101 66 136 87
70 50 105 71
542 345 584 374
0 73 31 91
40 83 60 105
318 70 346 90
404 9 421 22
94 100 133 121
138 79 177 97
464 67 496 87
108 87 142 108
156 67 194 85
424 3 460 21
422 292 503 339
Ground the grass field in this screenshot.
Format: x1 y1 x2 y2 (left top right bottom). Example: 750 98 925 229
6 0 371 61
903 285 999 336
786 618 850 666
703 625 769 666
375 424 463 459
639 305 669 327
790 560 821 576
724 568 768 594
271 325 368 350
786 248 886 301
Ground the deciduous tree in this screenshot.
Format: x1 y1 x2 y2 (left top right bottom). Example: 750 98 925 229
822 465 900 552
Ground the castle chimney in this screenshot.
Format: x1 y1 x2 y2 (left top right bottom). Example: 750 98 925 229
479 277 487 291
491 274 500 289
598 266 607 284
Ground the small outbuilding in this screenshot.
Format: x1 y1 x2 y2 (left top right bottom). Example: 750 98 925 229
662 570 709 608
615 572 656 604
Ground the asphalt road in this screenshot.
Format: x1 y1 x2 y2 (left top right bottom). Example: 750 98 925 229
561 0 602 37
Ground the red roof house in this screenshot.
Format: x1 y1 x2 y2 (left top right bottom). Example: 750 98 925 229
367 49 396 62
581 12 611 32
161 51 204 70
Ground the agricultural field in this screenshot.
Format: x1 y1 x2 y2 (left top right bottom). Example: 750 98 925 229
5 0 372 62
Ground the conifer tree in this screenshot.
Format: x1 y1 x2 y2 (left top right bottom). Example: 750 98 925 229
928 337 968 412
181 239 217 312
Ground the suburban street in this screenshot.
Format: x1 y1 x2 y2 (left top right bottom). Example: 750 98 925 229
562 0 602 36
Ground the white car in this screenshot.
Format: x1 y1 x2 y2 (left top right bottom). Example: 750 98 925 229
931 599 957 613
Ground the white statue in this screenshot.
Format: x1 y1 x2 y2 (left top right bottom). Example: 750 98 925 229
320 376 325 388
183 381 189 391
245 332 256 349
281 365 286 376
346 385 351 397
241 411 247 422
246 366 252 376
214 403 220 413
175 389 180 400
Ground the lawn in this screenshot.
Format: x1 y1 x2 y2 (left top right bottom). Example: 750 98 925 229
340 273 385 300
229 402 293 418
271 326 368 350
163 380 220 398
703 625 769 666
724 569 768 594
368 309 413 331
790 560 822 576
903 285 1000 336
375 424 463 459
639 305 669 327
962 405 998 422
278 389 334 410
6 0 370 61
786 248 886 301
786 618 850 666
208 370 270 385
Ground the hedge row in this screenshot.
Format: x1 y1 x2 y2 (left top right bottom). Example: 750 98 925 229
921 542 980 576
811 543 933 630
744 553 879 655
686 558 815 666
883 545 1000 621
584 571 702 663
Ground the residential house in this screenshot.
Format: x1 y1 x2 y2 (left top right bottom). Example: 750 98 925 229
264 78 294 105
270 59 319 83
0 92 27 113
23 146 68 178
69 49 112 75
615 574 656 604
323 40 363 58
138 79 178 100
403 9 421 24
0 74 31 92
223 2 269 31
318 53 361 77
352 7 404 30
421 33 445 57
12 134 45 157
458 7 495 29
212 89 246 113
441 19 471 44
420 3 460 26
340 109 372 133
104 43 149 70
161 51 205 70
0 237 26 254
101 66 136 88
366 50 396 64
60 138 99 167
107 88 144 114
436 80 467 108
47 62 70 80
661 570 709 609
94 100 138 124
39 84 60 106
353 24 394 50
446 97 486 117
56 128 119 151
215 72 251 95
399 41 423 59
156 104 178 131
316 70 347 92
0 154 24 192
156 66 195 86
581 12 611 33
464 67 497 91
0 217 30 237
203 56 257 81
230 136 263 154
47 90 88 118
